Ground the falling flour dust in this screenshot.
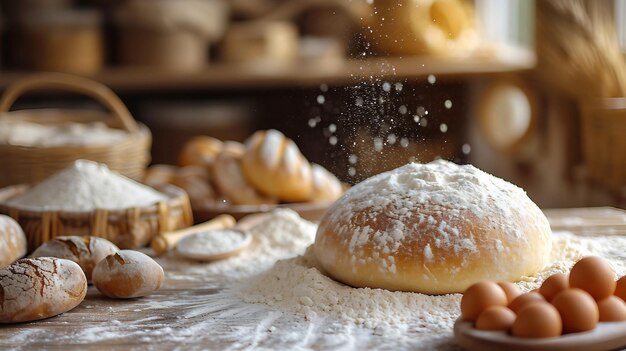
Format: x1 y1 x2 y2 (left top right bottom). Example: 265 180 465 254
3 209 626 351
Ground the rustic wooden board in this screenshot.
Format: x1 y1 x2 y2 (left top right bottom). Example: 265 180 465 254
0 207 623 350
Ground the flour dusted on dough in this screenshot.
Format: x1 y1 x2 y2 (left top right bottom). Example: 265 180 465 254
319 160 549 276
6 160 168 212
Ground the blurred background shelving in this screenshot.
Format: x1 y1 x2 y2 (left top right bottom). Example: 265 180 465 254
1 0 626 209
0 51 535 92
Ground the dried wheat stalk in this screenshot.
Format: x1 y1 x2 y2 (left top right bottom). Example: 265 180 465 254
536 0 626 98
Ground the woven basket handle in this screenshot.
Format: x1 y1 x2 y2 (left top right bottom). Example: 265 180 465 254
0 73 139 132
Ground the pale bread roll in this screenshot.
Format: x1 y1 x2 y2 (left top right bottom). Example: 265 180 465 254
92 250 164 299
241 130 313 202
0 257 87 323
310 164 343 203
143 164 178 188
178 136 223 167
30 236 119 282
0 215 27 269
314 160 552 294
171 165 217 207
366 0 477 56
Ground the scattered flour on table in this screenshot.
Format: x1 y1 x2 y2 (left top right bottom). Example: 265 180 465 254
176 229 249 256
237 230 626 331
5 160 168 212
167 208 318 281
5 208 626 351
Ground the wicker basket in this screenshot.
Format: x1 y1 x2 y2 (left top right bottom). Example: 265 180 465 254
0 184 193 252
581 98 626 191
0 73 151 188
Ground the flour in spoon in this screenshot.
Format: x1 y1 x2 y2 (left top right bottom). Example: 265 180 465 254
177 229 249 257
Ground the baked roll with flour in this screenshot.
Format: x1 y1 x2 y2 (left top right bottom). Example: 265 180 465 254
0 215 27 269
30 236 119 282
241 129 313 202
0 257 87 323
314 160 552 294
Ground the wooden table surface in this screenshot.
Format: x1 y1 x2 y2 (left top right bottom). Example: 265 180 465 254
1 207 625 351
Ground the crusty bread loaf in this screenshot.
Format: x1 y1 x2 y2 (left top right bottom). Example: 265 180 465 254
241 130 313 202
178 136 223 167
92 250 164 298
143 164 179 188
170 165 217 207
367 0 477 56
212 148 278 205
30 236 119 282
314 160 552 294
310 164 343 203
0 215 27 269
0 257 87 323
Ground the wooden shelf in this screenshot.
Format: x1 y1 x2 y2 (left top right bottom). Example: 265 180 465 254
0 49 535 93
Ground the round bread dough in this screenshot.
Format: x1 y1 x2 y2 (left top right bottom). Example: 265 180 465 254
314 160 552 294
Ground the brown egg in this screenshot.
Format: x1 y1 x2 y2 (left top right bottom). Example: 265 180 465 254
475 306 516 331
615 276 626 302
598 296 626 322
461 281 508 322
569 256 616 300
551 288 599 333
512 302 562 338
508 291 546 313
497 282 522 304
539 273 569 302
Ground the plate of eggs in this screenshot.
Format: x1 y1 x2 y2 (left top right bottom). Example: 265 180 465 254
454 256 626 351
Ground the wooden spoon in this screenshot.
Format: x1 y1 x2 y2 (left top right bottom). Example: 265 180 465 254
150 214 236 255
176 229 252 262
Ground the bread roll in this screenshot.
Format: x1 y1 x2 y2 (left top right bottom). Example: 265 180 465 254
92 250 164 298
0 215 27 269
170 165 216 207
222 140 246 156
212 149 277 205
143 164 178 188
241 130 313 202
0 257 87 323
366 0 477 56
310 164 343 203
178 136 223 167
30 236 119 282
314 160 552 294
